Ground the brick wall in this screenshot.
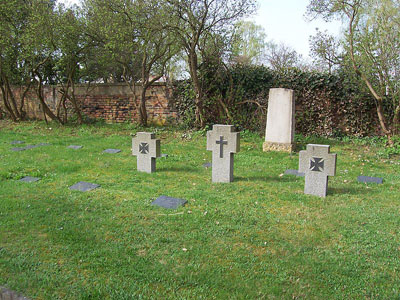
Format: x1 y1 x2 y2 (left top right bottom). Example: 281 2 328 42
0 83 177 124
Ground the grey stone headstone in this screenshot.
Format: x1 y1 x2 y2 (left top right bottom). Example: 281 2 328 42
299 144 337 197
357 175 383 184
203 162 212 168
103 149 121 154
68 145 83 149
284 169 305 177
132 132 161 173
151 195 187 209
19 176 40 183
11 140 24 144
69 181 100 192
206 125 240 183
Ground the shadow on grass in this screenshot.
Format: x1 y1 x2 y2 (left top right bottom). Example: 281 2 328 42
235 175 293 183
158 166 199 173
328 186 374 196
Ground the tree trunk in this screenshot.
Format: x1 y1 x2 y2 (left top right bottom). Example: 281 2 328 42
1 83 17 122
139 85 148 126
188 49 205 128
34 74 63 124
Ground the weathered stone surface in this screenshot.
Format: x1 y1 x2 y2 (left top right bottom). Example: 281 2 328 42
357 175 383 184
19 176 40 183
263 88 295 152
69 181 100 192
103 149 121 154
132 132 161 173
68 145 83 149
263 142 295 153
299 144 337 197
151 195 187 209
207 125 240 183
11 143 50 151
284 169 305 177
0 286 30 300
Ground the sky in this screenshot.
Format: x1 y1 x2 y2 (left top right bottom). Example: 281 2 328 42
252 0 342 59
60 0 342 59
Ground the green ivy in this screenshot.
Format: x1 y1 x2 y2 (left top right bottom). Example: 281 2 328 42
173 64 379 136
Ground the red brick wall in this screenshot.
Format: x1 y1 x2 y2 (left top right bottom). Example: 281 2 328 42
0 83 177 124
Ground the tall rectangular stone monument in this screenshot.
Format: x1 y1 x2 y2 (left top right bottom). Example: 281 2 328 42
299 144 337 197
132 132 161 173
263 88 295 152
207 125 240 183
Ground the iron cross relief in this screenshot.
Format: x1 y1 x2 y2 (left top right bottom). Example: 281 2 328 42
216 136 228 158
139 142 149 154
310 157 324 172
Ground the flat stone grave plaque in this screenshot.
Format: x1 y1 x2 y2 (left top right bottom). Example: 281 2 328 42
357 175 383 184
11 140 24 144
103 149 121 154
19 176 40 183
68 145 83 149
284 169 305 177
69 181 100 192
12 143 51 151
203 162 212 168
151 195 187 209
0 286 30 300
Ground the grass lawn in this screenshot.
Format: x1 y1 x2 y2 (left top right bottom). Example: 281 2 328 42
1 120 400 299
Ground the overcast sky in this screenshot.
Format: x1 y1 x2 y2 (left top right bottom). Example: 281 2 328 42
60 0 342 59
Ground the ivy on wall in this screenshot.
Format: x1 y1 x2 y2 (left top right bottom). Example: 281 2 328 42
173 65 379 136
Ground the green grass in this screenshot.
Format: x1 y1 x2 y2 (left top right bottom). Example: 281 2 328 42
1 120 400 299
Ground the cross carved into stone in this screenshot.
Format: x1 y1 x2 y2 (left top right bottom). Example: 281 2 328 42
216 136 228 158
132 132 161 173
207 125 240 183
299 144 337 197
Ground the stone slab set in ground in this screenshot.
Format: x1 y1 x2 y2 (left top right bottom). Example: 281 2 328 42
299 144 337 197
263 88 295 152
69 181 100 192
207 125 240 183
0 286 30 300
19 176 40 183
103 148 121 154
11 143 51 152
357 175 383 184
151 195 187 209
132 132 161 173
10 141 24 145
68 145 83 149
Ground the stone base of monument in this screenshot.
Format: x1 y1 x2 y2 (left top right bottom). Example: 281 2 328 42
263 141 295 153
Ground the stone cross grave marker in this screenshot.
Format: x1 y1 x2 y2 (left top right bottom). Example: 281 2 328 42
299 144 337 197
207 125 240 183
132 132 161 173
